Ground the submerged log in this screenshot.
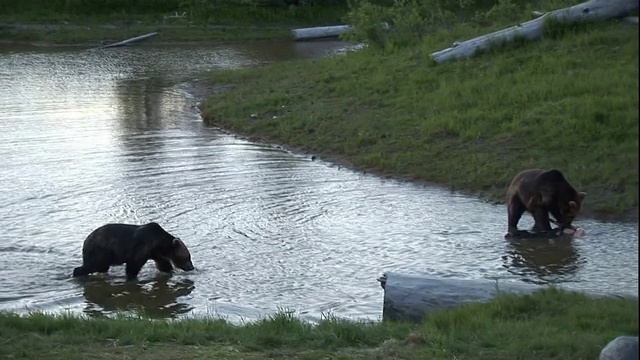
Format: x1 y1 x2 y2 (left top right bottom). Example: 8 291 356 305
431 0 639 64
378 272 636 323
96 32 159 50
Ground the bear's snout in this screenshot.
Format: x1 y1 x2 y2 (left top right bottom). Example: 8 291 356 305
181 262 195 271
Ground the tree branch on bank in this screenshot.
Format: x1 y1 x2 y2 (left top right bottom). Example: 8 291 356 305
430 0 639 64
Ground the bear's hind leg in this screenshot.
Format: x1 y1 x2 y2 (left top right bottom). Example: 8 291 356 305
73 251 112 277
73 262 110 277
125 260 147 281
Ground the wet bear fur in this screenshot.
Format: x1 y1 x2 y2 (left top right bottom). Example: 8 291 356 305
506 169 586 236
72 222 194 280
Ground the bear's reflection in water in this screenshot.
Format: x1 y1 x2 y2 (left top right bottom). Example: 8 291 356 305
502 237 582 284
81 274 195 318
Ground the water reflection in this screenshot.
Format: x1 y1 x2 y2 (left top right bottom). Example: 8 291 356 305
81 275 195 318
114 76 168 130
503 237 581 284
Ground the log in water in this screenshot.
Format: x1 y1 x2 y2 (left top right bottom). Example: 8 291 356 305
95 32 159 50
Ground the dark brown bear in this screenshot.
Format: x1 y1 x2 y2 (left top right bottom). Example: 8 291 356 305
72 222 195 280
506 169 586 237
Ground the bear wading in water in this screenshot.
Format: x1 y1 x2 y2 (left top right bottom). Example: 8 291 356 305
506 169 586 237
72 222 195 280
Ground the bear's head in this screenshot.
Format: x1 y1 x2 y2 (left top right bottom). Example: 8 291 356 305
169 238 195 272
558 191 587 229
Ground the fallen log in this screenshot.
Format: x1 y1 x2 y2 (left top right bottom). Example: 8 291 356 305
95 32 159 50
431 0 639 64
378 272 637 323
291 23 389 41
291 25 352 41
378 272 540 322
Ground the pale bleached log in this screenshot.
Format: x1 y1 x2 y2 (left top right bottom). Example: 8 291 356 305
378 272 637 323
96 32 159 50
291 25 352 41
291 23 389 41
431 0 639 64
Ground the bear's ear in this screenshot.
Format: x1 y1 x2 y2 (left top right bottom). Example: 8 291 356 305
172 238 181 248
568 201 578 209
578 192 586 201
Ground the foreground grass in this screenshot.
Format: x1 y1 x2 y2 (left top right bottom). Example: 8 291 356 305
1 288 637 359
202 20 639 218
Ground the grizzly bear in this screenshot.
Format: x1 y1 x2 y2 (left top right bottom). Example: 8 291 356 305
72 222 195 280
506 169 586 237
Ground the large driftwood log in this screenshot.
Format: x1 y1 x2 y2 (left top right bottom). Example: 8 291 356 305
378 272 637 323
431 0 639 64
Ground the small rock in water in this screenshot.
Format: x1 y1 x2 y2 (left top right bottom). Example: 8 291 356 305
600 336 639 360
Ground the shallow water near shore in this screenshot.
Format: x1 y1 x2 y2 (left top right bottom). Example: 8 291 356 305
0 40 637 323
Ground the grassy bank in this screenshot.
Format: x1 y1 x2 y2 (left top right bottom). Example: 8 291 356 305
1 288 637 359
0 1 348 44
202 11 639 219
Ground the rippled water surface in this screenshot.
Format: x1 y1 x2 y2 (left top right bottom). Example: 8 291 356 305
0 41 637 322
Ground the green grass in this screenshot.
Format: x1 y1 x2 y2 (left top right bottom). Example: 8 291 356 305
1 288 637 359
202 19 639 218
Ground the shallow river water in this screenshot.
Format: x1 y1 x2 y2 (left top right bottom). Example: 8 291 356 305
0 40 637 323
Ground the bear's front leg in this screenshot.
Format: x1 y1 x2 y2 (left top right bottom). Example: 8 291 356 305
531 208 553 233
507 195 526 235
153 258 174 274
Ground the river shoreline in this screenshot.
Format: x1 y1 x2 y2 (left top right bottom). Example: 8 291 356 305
208 121 640 225
3 22 637 225
190 80 639 226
